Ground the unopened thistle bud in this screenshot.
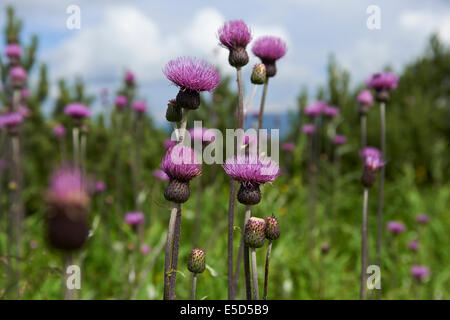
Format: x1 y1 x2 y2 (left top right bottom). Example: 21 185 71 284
265 215 280 241
188 248 206 274
245 217 266 248
238 184 261 206
165 99 183 122
251 63 266 85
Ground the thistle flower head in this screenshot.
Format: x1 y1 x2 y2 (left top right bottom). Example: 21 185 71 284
5 43 22 58
218 20 252 50
222 155 280 187
141 244 151 255
359 146 381 160
387 221 406 235
161 145 202 182
64 103 91 119
133 100 147 113
53 124 66 137
281 142 295 152
188 127 216 143
10 66 27 81
321 242 330 254
153 169 169 181
163 57 220 92
408 241 419 251
115 95 128 109
364 155 385 171
0 112 23 128
125 71 135 85
304 101 326 116
411 265 429 282
301 124 316 135
357 89 373 106
21 88 31 99
252 36 287 62
333 135 347 145
47 166 89 210
416 213 429 224
323 106 339 118
265 215 280 241
95 181 106 193
188 248 206 274
125 211 145 226
244 217 266 248
366 71 398 91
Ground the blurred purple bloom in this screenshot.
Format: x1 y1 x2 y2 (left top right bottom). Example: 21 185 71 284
416 213 429 224
323 106 339 118
21 88 31 99
252 36 287 61
164 139 177 149
387 221 406 235
304 101 327 116
64 103 91 119
163 57 220 92
10 66 27 81
365 155 385 171
47 166 88 207
408 241 419 252
0 112 23 128
301 124 316 135
357 89 373 105
333 135 347 145
18 105 31 118
153 169 169 181
114 95 128 109
53 124 66 137
161 145 202 181
411 265 429 281
125 71 135 85
133 100 147 113
281 142 295 152
366 71 398 91
222 155 280 187
5 43 22 58
95 181 106 193
218 20 252 50
359 146 382 160
125 211 145 226
140 244 151 255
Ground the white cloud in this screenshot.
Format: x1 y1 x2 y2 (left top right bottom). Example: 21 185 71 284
399 9 450 44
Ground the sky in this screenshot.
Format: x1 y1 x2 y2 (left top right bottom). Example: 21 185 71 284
1 0 449 122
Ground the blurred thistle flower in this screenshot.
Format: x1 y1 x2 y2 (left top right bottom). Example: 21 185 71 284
251 63 266 85
416 213 429 224
17 105 31 118
333 135 347 146
361 155 385 188
53 124 66 137
252 36 287 77
64 103 91 121
408 240 419 252
411 265 429 282
244 217 266 248
218 20 252 68
0 112 23 135
140 244 151 255
21 88 31 99
161 145 202 203
125 71 135 86
9 66 27 88
133 100 147 114
301 124 316 135
45 166 89 251
323 106 339 118
222 155 280 205
125 211 145 228
152 169 168 181
357 89 373 115
387 221 406 235
163 57 220 110
5 43 22 59
366 71 398 102
114 95 128 109
95 181 106 193
304 101 326 116
29 240 38 250
265 215 280 241
281 142 295 152
188 127 216 144
359 146 382 160
188 248 206 274
321 242 330 254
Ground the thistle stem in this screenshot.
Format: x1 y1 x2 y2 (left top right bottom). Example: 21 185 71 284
243 84 258 117
169 203 182 300
190 273 197 300
361 115 367 148
257 80 269 133
263 240 272 300
193 175 202 247
243 205 252 300
376 102 386 299
64 252 76 300
361 187 369 300
80 132 87 181
251 248 259 300
72 127 80 168
163 205 177 300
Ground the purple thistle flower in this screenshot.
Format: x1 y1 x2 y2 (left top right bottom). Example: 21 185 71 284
416 213 429 224
161 145 202 182
323 106 339 118
53 124 66 137
282 142 295 152
64 103 91 119
114 95 128 109
333 135 347 145
361 152 385 188
21 88 31 99
411 265 429 282
125 71 135 85
133 100 147 113
5 43 22 58
304 101 327 116
357 89 373 106
218 20 252 50
387 221 406 235
188 127 216 143
0 112 23 129
252 36 287 78
364 156 385 171
95 181 106 193
366 72 398 92
321 242 330 254
408 240 419 252
10 66 27 81
301 124 316 135
47 166 89 208
163 57 220 93
153 169 169 181
164 139 177 149
125 211 145 226
222 155 280 187
140 244 151 255
359 146 382 160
